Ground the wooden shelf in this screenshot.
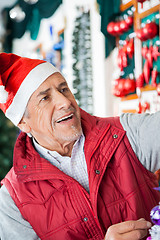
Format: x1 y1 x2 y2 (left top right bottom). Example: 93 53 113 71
122 109 137 113
121 85 157 101
121 93 138 101
120 0 133 11
137 4 160 19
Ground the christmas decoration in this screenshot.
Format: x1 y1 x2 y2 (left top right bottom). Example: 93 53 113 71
9 5 26 22
107 14 133 36
146 187 160 240
136 22 158 41
24 0 39 4
136 73 145 88
112 76 136 97
0 53 58 126
151 67 158 87
0 110 17 180
117 38 134 71
72 8 93 114
137 101 150 113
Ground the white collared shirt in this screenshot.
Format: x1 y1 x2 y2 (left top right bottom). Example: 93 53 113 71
33 134 89 193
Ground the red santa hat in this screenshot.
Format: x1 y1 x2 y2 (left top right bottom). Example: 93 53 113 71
0 52 59 126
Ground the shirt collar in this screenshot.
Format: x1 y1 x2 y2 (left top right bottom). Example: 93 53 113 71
32 134 85 163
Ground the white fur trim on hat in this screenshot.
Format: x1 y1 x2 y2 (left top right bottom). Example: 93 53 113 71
5 62 59 126
0 85 8 103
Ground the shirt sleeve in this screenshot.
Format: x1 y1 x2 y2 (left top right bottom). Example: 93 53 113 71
120 111 160 173
0 185 40 240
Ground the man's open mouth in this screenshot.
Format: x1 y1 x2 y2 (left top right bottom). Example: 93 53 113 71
56 114 74 123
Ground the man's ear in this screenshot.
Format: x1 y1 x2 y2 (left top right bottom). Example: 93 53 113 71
18 118 31 133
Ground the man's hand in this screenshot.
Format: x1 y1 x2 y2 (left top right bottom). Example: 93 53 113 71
104 218 152 240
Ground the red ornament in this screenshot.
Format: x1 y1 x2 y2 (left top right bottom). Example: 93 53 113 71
156 83 160 95
112 78 126 97
126 38 134 59
152 45 160 61
143 22 158 40
143 59 150 84
107 22 116 36
125 16 133 27
112 77 136 97
147 45 153 68
119 20 130 32
117 48 128 71
135 28 147 41
151 67 158 87
136 73 145 88
143 101 150 111
137 102 143 113
113 22 123 35
124 78 136 94
141 45 148 59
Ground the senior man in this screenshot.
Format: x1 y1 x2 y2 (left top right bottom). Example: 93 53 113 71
0 53 160 240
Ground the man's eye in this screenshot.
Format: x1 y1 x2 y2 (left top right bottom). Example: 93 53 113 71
61 88 69 93
40 96 49 102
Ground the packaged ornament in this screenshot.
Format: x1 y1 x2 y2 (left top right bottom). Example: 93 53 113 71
147 187 160 240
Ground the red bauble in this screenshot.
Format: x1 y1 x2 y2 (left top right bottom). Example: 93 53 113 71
125 16 133 27
124 78 136 94
142 22 158 39
107 22 116 36
113 22 123 35
136 73 145 88
119 20 130 32
136 28 147 41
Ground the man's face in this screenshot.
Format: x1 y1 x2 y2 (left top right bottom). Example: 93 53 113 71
21 72 82 151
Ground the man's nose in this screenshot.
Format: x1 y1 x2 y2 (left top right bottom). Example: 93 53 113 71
54 91 71 110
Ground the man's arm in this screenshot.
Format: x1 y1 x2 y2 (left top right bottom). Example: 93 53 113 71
120 111 160 172
0 185 40 240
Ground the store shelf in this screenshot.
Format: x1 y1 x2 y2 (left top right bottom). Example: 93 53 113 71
137 4 160 19
121 85 157 101
120 0 133 11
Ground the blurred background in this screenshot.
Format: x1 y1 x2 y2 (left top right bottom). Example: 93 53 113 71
0 0 160 180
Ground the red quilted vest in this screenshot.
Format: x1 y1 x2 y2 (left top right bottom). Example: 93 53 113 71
2 110 160 240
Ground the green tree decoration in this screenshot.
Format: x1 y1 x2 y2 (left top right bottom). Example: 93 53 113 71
0 110 18 181
72 8 93 114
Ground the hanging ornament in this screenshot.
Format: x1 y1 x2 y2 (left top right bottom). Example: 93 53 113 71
151 67 158 87
24 0 38 4
124 15 133 27
9 5 25 22
143 22 158 40
126 38 134 59
152 45 160 61
136 22 158 41
137 0 147 8
135 28 148 41
107 13 133 37
151 205 160 225
136 73 145 88
143 59 150 84
157 83 160 95
107 22 116 36
141 44 148 59
147 44 153 68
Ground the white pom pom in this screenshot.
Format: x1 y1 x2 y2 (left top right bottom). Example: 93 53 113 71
0 85 8 103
